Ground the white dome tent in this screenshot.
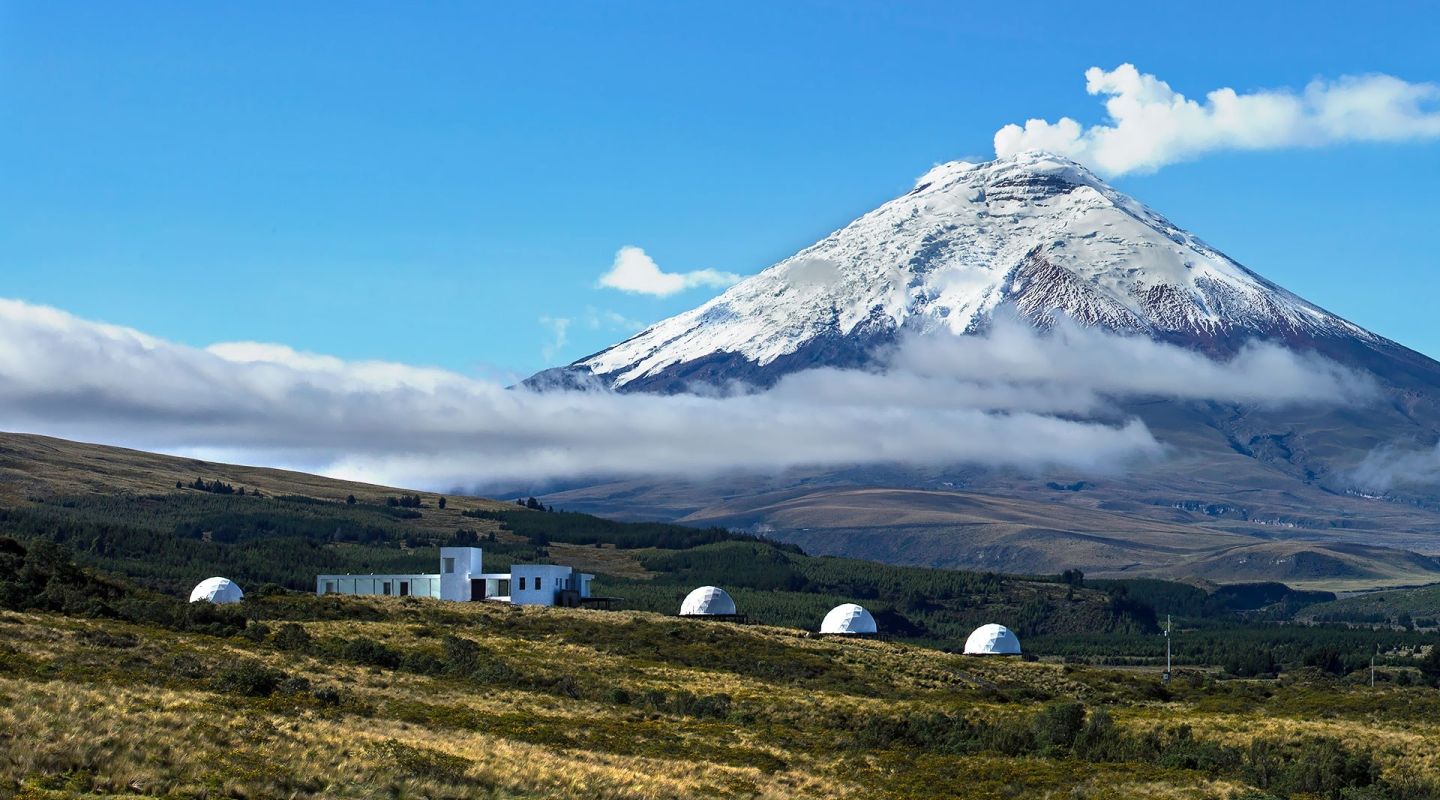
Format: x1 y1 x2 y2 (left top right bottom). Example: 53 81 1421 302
820 603 877 635
964 623 1021 655
189 577 244 605
679 586 737 616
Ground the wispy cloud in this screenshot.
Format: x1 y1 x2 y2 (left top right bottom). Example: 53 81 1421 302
598 246 741 297
582 307 646 334
0 298 1380 491
1350 443 1440 493
994 64 1440 176
538 316 570 361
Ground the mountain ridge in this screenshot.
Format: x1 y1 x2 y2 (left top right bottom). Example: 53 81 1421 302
522 152 1440 585
545 150 1399 393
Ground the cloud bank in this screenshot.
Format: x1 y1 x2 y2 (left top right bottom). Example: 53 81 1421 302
994 64 1440 176
598 246 741 297
1350 443 1440 493
0 299 1377 491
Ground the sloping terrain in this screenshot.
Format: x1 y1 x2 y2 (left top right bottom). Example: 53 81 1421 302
0 430 1161 645
544 466 1440 588
0 430 512 519
1147 542 1440 592
525 151 1440 587
5 561 1440 799
554 151 1390 390
0 430 645 584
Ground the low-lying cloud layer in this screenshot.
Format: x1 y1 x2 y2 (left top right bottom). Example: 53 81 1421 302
1350 443 1440 493
995 64 1440 176
0 299 1378 491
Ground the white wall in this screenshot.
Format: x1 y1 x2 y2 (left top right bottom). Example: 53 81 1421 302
439 547 485 601
316 574 441 598
509 564 575 606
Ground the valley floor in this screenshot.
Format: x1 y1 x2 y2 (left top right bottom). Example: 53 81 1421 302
2 597 1439 799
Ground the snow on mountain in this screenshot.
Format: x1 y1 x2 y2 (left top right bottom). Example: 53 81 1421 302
565 150 1378 390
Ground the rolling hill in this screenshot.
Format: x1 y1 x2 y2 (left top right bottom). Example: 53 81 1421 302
3 556 1439 800
0 430 1161 646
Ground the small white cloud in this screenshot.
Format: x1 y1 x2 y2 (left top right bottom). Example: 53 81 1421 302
539 316 570 361
598 246 741 297
583 307 646 334
994 64 1440 176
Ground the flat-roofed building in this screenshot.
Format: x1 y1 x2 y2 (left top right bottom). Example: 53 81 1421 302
316 547 595 607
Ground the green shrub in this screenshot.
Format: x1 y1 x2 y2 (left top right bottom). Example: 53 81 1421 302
365 739 471 782
1031 699 1086 751
212 660 287 697
272 622 311 651
340 636 401 669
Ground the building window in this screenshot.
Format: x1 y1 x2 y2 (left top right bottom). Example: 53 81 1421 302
536 577 543 590
518 576 526 591
324 581 336 594
383 581 392 595
443 557 455 574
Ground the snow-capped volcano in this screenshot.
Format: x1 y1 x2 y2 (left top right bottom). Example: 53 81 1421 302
531 151 1440 582
548 150 1387 391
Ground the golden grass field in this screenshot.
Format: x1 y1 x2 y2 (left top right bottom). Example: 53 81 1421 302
3 595 1438 800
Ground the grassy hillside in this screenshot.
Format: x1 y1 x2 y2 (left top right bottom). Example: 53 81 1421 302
0 432 1160 648
1299 585 1440 629
4 541 1440 799
546 464 1440 589
4 429 1436 669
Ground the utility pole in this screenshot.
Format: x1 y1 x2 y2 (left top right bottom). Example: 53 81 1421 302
1372 643 1378 688
1163 614 1172 684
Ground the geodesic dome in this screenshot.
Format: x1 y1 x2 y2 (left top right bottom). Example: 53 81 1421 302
679 586 736 616
820 603 878 634
964 623 1021 655
189 577 244 604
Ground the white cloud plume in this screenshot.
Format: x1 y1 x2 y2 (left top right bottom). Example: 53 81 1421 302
538 316 570 361
994 64 1440 176
598 246 741 297
582 307 645 334
0 298 1380 491
1350 443 1440 493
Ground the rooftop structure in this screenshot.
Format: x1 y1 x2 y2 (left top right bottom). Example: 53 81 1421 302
679 586 737 616
819 603 877 635
316 547 595 607
964 623 1021 655
190 577 243 604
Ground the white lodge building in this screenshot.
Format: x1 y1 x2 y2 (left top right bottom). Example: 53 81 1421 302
316 547 595 607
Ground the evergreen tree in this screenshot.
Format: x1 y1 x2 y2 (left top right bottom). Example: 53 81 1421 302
346 495 357 505
438 497 446 510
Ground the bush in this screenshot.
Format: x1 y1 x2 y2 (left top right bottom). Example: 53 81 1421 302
212 660 287 697
442 635 483 675
272 622 312 651
1031 700 1086 752
1072 708 1127 762
76 629 138 649
241 622 271 642
365 739 471 782
341 636 402 669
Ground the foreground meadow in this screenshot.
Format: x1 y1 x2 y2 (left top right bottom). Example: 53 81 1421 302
2 590 1439 800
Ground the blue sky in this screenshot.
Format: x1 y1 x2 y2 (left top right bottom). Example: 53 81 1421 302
3 1 1439 376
